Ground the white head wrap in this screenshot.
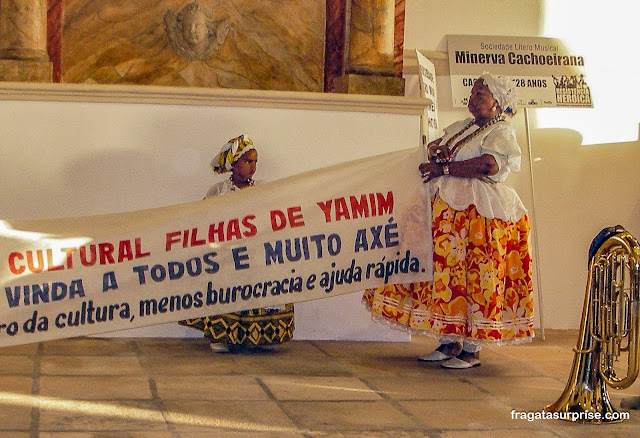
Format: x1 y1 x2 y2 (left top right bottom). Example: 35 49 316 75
211 135 256 173
480 73 518 115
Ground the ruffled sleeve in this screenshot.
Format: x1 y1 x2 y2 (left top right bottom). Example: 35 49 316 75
429 119 527 222
205 180 232 198
479 122 521 182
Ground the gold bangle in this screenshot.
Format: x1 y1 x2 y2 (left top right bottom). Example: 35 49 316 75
442 164 450 175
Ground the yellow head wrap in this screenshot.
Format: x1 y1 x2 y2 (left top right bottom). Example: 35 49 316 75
211 135 255 174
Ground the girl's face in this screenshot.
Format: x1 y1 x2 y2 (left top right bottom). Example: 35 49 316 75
232 149 258 181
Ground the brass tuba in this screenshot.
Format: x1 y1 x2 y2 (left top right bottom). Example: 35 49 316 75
545 225 640 423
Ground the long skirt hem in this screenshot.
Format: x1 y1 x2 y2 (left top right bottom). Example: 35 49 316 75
362 298 534 347
180 304 295 348
362 193 535 347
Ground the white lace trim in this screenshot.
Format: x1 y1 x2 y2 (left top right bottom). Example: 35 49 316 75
368 294 534 330
361 298 535 347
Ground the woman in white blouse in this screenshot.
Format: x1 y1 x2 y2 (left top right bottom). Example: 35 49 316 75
363 74 534 368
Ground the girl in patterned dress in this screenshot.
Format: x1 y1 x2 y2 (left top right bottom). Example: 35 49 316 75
180 135 294 352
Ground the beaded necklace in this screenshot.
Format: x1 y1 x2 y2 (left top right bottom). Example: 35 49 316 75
229 176 255 191
444 113 506 159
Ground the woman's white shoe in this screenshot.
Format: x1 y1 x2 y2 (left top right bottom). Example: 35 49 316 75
209 342 230 353
418 350 452 362
441 353 481 369
418 342 462 362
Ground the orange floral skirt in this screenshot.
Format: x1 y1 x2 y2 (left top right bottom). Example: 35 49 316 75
363 193 534 345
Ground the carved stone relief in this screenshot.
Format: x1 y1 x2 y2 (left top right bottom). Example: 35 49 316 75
163 2 231 62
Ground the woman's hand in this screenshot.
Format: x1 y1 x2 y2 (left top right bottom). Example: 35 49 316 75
419 154 500 182
426 139 453 164
426 138 442 157
418 161 443 183
432 145 452 164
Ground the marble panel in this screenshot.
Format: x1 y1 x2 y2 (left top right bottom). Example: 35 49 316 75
62 0 325 91
346 0 396 75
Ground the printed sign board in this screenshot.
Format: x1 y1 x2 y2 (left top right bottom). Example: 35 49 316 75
448 34 592 108
415 50 440 142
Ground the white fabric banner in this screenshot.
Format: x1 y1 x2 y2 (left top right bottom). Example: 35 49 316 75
0 148 432 346
448 34 592 108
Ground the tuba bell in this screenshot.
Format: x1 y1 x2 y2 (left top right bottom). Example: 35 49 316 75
545 225 640 423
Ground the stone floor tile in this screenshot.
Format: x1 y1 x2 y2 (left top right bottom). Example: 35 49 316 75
163 399 298 433
39 376 153 400
300 433 434 438
0 375 33 394
0 403 32 429
133 337 212 357
508 394 562 414
39 433 174 438
440 429 559 438
175 431 305 438
523 358 574 380
442 357 544 378
496 344 573 362
261 376 382 401
314 340 423 359
338 351 539 379
38 399 168 432
40 355 144 376
233 350 352 377
282 340 337 357
337 353 447 378
0 433 30 438
140 353 239 376
281 400 421 432
42 338 136 356
0 343 38 356
398 399 536 430
533 330 582 347
154 375 269 401
364 376 487 400
469 376 568 402
0 356 35 375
